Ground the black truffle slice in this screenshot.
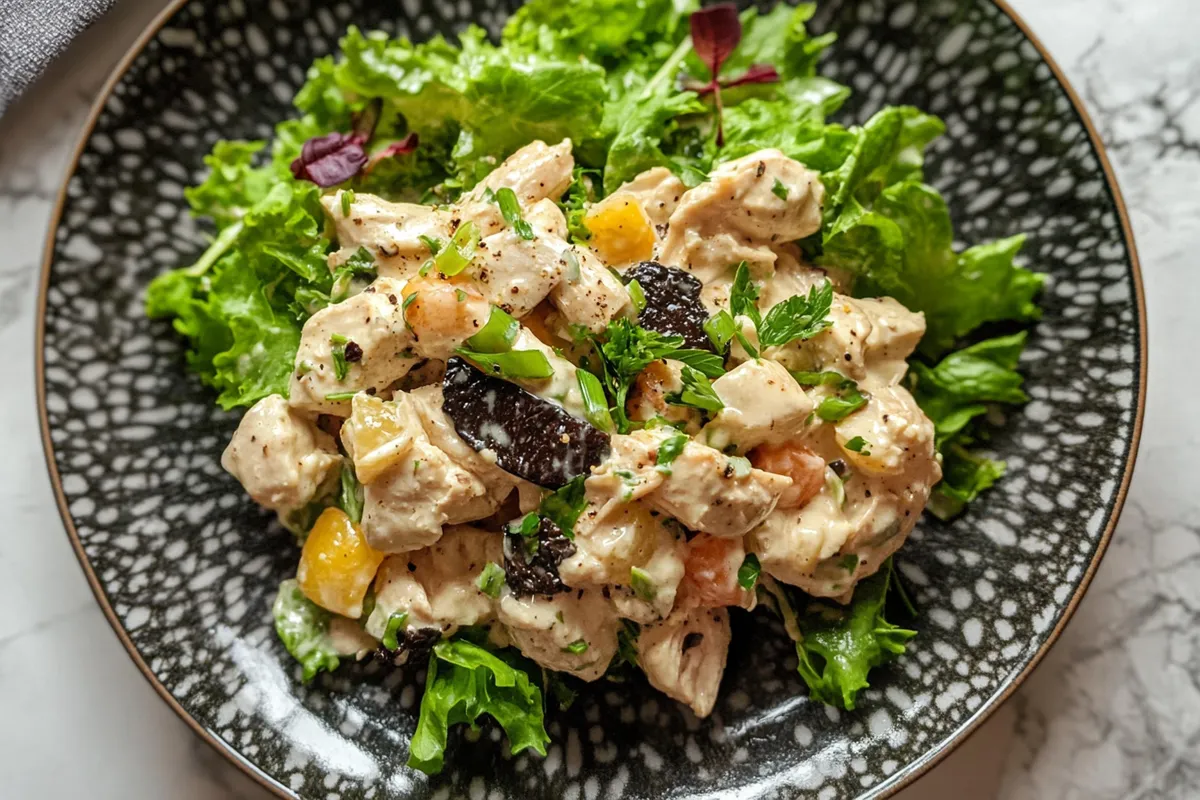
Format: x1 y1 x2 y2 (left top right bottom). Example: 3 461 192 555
504 517 577 596
442 356 611 488
625 261 714 352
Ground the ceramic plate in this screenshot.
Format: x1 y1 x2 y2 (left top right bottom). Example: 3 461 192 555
37 0 1146 797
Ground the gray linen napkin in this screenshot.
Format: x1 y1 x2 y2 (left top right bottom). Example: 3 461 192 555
0 0 117 113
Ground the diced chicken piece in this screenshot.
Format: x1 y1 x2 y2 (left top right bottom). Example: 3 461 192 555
358 393 508 552
609 526 688 623
600 429 791 538
527 198 633 334
467 139 575 205
221 394 341 513
747 490 854 588
625 360 702 433
289 277 416 415
472 226 565 318
835 385 937 476
660 149 824 286
322 193 452 277
497 588 620 681
771 295 926 385
559 495 686 624
618 167 685 230
637 606 731 717
748 396 939 597
327 616 380 657
365 526 502 640
402 279 493 362
700 359 814 453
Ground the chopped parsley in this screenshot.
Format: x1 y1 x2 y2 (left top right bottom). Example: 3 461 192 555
839 554 859 572
791 370 868 422
655 433 689 473
669 366 724 414
737 553 761 590
418 234 443 256
725 262 833 353
537 475 588 537
771 178 789 201
476 562 505 598
845 436 871 455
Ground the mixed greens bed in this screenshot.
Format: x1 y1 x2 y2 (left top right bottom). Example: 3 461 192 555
147 0 1042 774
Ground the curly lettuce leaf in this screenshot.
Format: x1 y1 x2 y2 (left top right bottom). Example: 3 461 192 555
408 637 550 775
272 579 341 683
503 0 693 67
147 180 330 408
910 332 1030 518
791 560 915 710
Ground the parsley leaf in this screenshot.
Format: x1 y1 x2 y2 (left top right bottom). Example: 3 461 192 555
476 562 505 598
756 279 834 348
655 433 689 471
538 475 588 537
669 366 724 414
737 553 761 589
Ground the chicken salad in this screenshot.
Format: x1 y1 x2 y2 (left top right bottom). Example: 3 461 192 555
147 0 1042 775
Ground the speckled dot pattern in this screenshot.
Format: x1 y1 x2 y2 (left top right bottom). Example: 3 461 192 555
40 0 1141 798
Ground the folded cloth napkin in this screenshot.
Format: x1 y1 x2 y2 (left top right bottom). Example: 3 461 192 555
0 0 117 113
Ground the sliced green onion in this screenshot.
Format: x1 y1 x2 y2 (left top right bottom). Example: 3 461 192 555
433 220 480 276
564 249 581 283
627 279 647 315
455 348 554 380
727 455 752 479
495 187 536 240
577 370 615 433
562 639 589 654
325 391 358 402
771 178 788 202
341 189 355 217
381 611 409 651
476 562 505 598
330 333 350 381
465 306 520 354
630 567 656 602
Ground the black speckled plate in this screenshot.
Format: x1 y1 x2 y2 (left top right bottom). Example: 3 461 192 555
36 1 1146 797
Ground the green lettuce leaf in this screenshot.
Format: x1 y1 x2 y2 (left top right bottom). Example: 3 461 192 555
503 0 692 66
147 180 331 408
272 579 341 683
910 332 1029 518
408 637 550 775
792 559 915 710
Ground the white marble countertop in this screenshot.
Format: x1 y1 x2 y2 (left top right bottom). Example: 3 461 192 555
0 0 1194 797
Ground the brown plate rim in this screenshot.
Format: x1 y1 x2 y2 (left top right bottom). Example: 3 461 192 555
34 0 1148 797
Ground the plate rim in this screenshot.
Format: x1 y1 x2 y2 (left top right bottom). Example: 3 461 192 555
33 0 1149 797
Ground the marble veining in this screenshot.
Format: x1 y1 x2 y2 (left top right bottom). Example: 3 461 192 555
0 0 1192 798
